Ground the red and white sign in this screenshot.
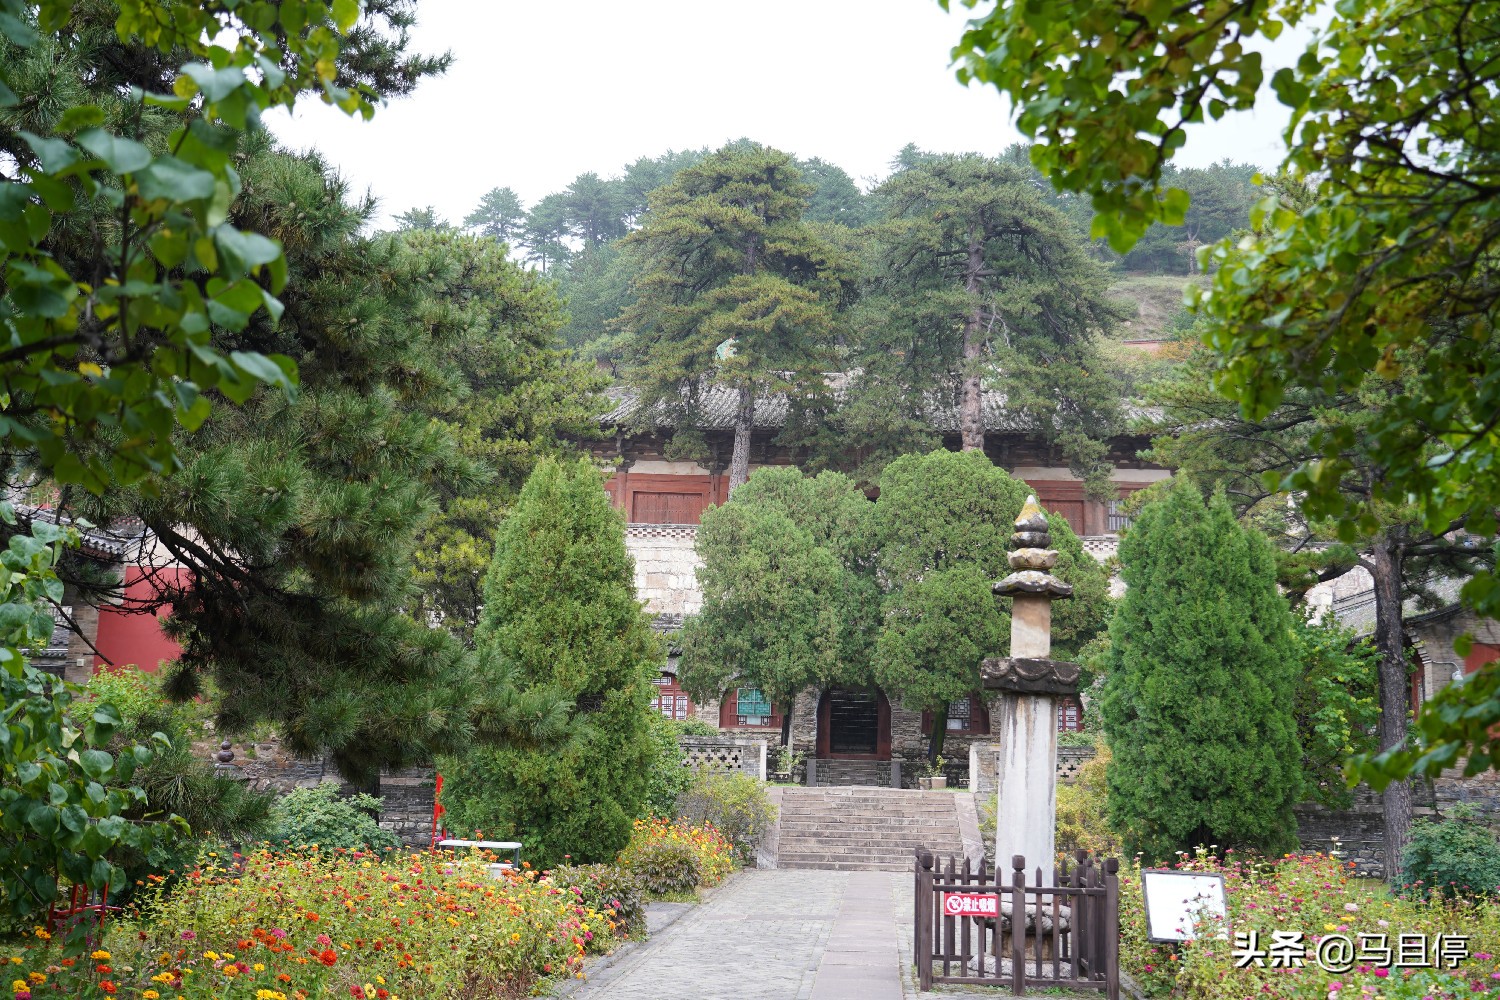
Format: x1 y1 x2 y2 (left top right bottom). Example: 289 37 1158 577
942 893 999 918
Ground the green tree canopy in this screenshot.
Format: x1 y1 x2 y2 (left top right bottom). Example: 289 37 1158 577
1102 480 1302 861
463 186 526 242
945 0 1500 773
441 458 659 867
838 154 1122 491
679 467 877 744
619 142 852 489
869 450 1111 752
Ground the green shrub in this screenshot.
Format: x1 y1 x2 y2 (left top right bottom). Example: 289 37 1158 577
440 459 660 868
626 839 701 896
1402 807 1500 898
674 716 719 738
674 768 776 863
643 713 696 817
266 783 400 852
78 665 166 723
548 863 646 940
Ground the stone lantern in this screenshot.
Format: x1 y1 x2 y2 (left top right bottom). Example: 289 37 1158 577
983 496 1081 886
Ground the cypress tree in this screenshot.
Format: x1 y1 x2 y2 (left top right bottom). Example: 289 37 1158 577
1102 479 1302 860
441 458 659 867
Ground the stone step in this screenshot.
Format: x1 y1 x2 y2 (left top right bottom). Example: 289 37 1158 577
773 859 915 871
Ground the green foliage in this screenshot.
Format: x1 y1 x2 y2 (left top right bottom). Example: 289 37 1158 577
77 667 164 726
0 0 423 492
619 142 853 486
547 863 647 938
0 514 182 932
673 769 777 864
679 468 876 732
463 186 525 242
832 153 1121 486
946 0 1500 773
440 459 659 868
1056 743 1117 857
266 783 398 853
643 713 695 818
392 205 450 232
683 454 1111 751
622 838 701 897
1102 480 1302 861
1291 615 1381 809
870 451 1110 742
1402 808 1500 899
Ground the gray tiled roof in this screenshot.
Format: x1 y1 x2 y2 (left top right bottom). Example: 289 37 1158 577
602 381 1035 433
12 503 139 561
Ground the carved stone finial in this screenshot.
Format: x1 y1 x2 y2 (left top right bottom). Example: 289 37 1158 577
215 739 235 765
996 495 1070 597
981 656 1082 695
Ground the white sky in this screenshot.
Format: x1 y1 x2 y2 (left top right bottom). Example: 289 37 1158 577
267 1 1311 231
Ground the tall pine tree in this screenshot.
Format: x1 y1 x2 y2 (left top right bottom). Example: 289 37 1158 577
618 143 852 490
440 458 659 867
1102 480 1302 860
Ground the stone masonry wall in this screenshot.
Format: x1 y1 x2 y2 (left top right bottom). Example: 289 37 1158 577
625 524 702 616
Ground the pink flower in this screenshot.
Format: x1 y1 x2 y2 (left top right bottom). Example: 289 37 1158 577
1344 903 1359 913
317 934 332 946
180 931 196 941
1374 969 1389 978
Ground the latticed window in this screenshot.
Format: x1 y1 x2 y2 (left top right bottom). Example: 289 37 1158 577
1107 499 1133 533
1057 697 1083 732
736 687 773 727
946 697 972 731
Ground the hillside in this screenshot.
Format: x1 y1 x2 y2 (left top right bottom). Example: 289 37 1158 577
1106 273 1209 342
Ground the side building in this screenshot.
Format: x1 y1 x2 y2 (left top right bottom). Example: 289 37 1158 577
590 386 1165 784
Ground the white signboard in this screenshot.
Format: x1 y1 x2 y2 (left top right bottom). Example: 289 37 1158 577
1140 870 1228 943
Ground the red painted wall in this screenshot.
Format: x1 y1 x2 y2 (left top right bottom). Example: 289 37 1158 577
93 566 188 673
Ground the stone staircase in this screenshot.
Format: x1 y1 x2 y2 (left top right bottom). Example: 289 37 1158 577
772 787 970 871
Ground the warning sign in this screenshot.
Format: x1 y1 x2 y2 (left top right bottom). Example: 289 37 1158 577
942 892 999 918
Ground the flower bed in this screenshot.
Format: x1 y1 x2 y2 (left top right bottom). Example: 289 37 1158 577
617 817 734 897
6 847 619 999
1122 851 1500 1000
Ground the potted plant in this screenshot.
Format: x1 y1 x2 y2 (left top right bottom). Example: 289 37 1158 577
918 755 948 790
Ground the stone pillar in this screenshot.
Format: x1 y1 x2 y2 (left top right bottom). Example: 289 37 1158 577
983 496 1080 887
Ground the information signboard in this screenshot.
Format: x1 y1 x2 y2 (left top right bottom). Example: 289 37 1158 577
1140 869 1228 943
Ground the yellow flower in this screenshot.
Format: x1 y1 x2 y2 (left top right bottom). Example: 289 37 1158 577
222 953 235 962
223 965 240 977
375 976 385 985
203 951 220 961
91 951 111 961
12 980 28 992
26 973 44 985
253 963 265 972
143 992 160 999
1324 923 1336 931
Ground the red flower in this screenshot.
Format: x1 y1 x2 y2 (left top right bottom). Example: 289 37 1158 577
318 949 338 967
99 982 117 995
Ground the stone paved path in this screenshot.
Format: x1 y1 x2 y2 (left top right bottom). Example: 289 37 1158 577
570 870 908 1000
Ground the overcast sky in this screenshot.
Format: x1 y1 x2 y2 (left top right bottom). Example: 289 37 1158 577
267 1 1311 231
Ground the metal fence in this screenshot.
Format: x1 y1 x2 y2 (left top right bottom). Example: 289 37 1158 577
913 849 1120 998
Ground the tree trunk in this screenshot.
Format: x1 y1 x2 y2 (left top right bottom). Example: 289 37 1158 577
728 385 754 492
1369 538 1413 884
928 705 948 763
780 706 792 748
959 237 985 452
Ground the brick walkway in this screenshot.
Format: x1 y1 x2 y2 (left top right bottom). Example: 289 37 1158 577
570 870 908 1000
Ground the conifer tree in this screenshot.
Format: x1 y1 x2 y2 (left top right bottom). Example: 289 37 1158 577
618 143 852 490
868 450 1110 757
1102 480 1303 861
440 458 659 867
679 468 877 745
